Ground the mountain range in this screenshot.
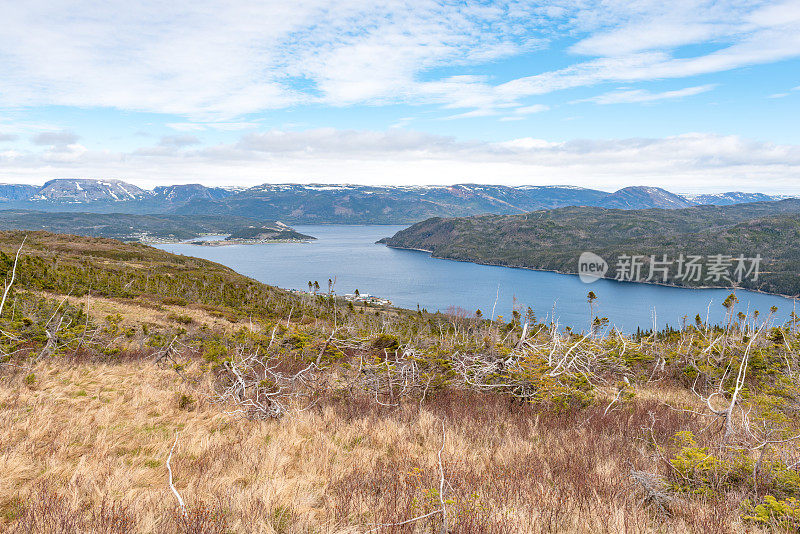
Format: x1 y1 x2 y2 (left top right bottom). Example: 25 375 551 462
0 178 792 224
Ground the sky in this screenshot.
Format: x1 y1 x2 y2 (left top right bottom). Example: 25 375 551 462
0 0 799 193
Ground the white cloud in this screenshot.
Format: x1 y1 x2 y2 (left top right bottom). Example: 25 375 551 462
166 123 207 132
167 122 260 132
30 130 80 146
0 1 540 118
1 128 799 194
514 104 550 114
0 1 796 118
496 104 550 121
159 135 201 147
390 117 414 129
41 143 88 162
492 1 800 108
235 128 463 155
577 84 717 105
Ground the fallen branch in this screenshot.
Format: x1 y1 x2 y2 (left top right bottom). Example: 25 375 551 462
167 432 186 515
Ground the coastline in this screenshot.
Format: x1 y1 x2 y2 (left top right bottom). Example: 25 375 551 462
380 243 799 300
188 238 315 246
139 235 315 246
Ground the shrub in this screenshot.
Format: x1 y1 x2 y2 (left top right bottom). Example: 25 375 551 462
167 313 193 325
178 394 195 411
743 495 800 528
669 431 722 495
372 333 399 352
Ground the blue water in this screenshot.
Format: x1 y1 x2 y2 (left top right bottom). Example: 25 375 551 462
156 225 797 333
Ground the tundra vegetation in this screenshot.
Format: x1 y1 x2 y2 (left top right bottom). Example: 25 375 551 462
1 231 800 533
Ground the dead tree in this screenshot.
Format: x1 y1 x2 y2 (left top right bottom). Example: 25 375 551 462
0 236 26 317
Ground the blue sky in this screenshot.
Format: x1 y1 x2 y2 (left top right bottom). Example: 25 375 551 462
0 1 799 192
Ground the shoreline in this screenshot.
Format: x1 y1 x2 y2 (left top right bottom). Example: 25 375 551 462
188 238 315 246
380 243 799 301
139 235 315 246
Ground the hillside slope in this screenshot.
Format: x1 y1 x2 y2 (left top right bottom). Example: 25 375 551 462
599 186 695 209
33 178 150 202
0 210 313 242
379 199 800 296
0 232 799 532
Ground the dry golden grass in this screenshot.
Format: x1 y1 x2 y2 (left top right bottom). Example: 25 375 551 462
0 358 770 533
32 291 243 332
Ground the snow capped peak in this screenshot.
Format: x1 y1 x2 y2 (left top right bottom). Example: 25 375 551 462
34 178 149 203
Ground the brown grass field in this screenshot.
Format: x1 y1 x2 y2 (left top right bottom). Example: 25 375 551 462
0 357 781 533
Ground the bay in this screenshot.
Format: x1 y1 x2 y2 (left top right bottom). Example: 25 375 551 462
155 224 797 332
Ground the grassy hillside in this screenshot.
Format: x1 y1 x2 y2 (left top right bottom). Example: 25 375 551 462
2 231 800 532
379 199 800 296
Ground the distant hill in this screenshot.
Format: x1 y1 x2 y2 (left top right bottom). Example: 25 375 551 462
0 184 39 201
225 222 314 242
152 183 235 203
687 192 778 206
599 186 695 209
33 178 150 202
0 178 791 223
169 183 693 223
0 210 311 242
516 185 611 207
378 199 800 296
0 179 241 214
171 183 552 223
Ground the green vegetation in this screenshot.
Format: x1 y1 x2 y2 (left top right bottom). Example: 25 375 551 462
224 224 313 242
379 199 800 296
0 210 313 242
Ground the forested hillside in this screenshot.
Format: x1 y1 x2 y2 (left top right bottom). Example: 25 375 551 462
380 199 800 296
0 210 313 242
